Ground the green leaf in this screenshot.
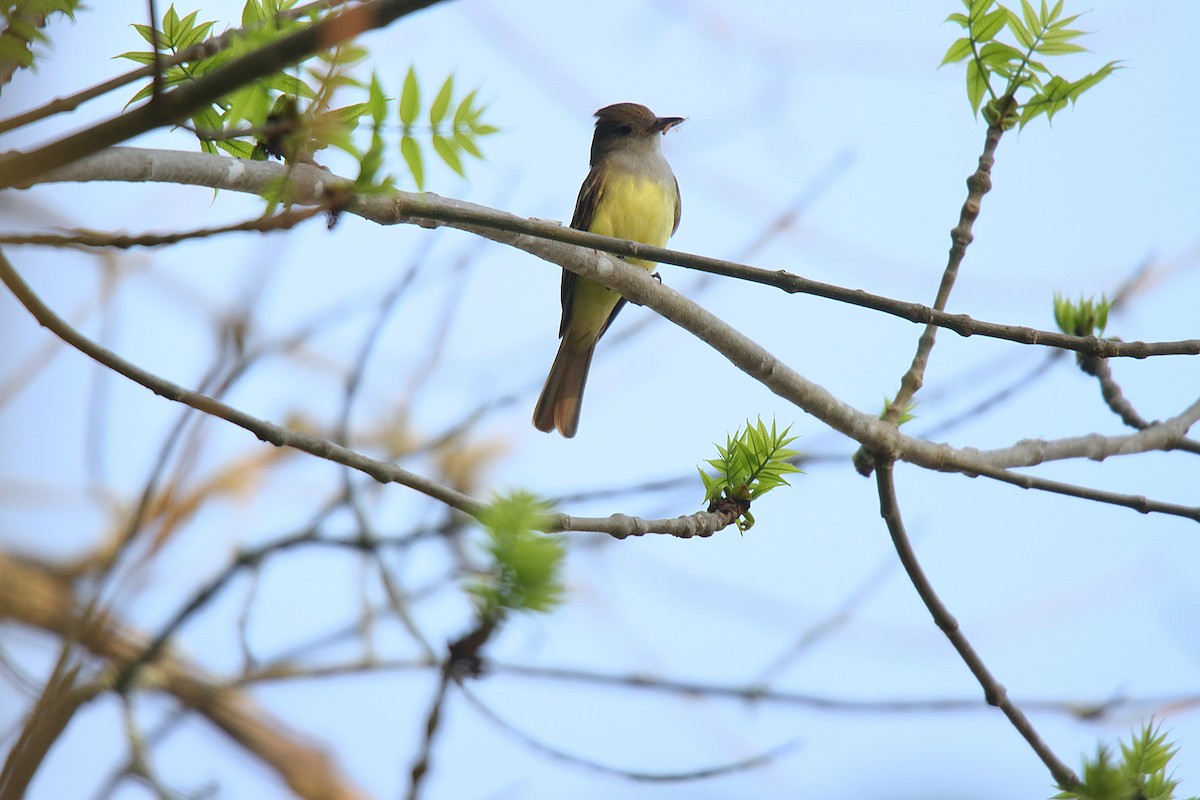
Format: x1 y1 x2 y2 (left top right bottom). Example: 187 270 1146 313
454 128 483 159
1051 292 1110 337
356 126 385 188
0 41 31 70
1021 0 1039 36
326 102 370 127
1065 61 1120 102
117 50 158 65
163 4 180 45
214 138 258 159
1040 25 1085 42
1048 11 1082 31
965 58 988 114
697 417 802 521
401 134 424 190
126 82 156 105
978 40 1023 67
430 73 454 127
971 7 1007 42
131 22 158 47
175 18 216 51
367 71 387 122
265 72 317 99
940 36 974 66
399 65 419 127
968 0 993 17
1056 720 1185 800
945 12 969 27
1035 40 1088 55
177 10 200 32
223 84 268 129
469 491 564 618
454 89 478 126
1004 9 1034 49
470 123 499 136
242 0 264 27
432 134 464 177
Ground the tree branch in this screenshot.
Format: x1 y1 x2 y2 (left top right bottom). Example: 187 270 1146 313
0 205 330 249
0 246 484 518
9 151 1200 523
0 247 750 538
1079 356 1200 455
26 149 1199 360
858 109 1012 475
873 460 1080 791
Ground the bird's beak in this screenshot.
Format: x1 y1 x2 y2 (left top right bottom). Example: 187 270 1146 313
653 116 685 134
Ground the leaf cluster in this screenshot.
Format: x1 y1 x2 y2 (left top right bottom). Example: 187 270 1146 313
942 0 1120 128
1055 721 1195 800
469 491 564 621
120 1 362 160
1053 291 1110 337
117 3 497 192
397 67 497 190
1 0 81 73
699 418 802 533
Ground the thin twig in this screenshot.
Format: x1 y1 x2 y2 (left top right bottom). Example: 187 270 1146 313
458 683 798 782
0 248 483 515
963 459 1200 521
1080 356 1200 455
236 654 1200 722
404 663 453 800
0 206 329 249
857 107 1013 475
873 460 1079 791
406 616 500 800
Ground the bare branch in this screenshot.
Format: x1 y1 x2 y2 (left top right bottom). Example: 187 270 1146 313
873 460 1080 791
9 153 1200 524
0 247 484 518
458 684 798 782
1079 356 1200 455
858 109 1012 475
0 248 749 538
0 206 330 249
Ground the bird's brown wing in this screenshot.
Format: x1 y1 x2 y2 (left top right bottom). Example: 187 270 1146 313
570 166 605 231
671 174 681 235
557 166 607 337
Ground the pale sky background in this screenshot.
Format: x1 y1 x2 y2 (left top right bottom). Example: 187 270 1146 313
2 1 1200 798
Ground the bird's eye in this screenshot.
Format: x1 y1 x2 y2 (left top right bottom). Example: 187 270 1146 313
616 124 633 136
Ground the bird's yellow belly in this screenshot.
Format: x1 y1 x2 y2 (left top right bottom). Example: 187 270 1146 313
567 173 676 344
588 173 676 269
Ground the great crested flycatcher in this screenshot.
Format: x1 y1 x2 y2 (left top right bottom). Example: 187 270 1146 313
532 102 683 438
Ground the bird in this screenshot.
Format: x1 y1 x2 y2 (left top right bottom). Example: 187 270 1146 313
532 102 683 438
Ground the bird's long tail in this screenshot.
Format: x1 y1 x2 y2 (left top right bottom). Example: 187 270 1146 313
532 338 595 438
